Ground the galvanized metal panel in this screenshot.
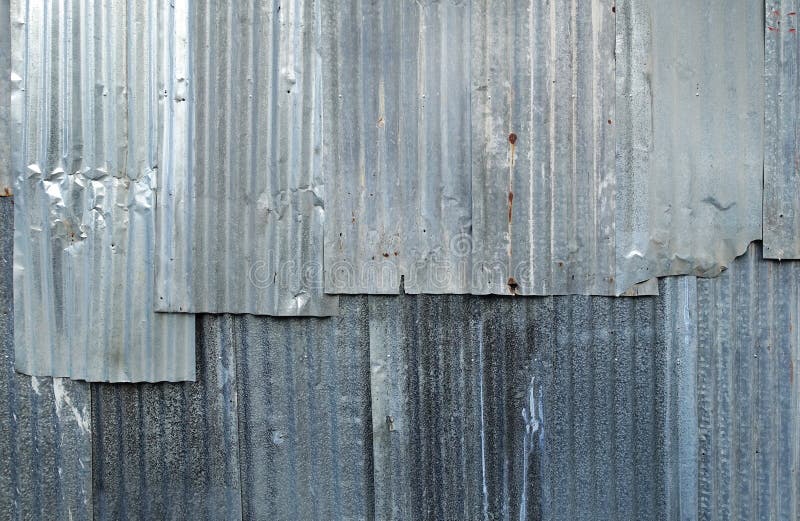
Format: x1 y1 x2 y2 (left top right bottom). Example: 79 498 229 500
369 291 674 520
91 315 241 520
695 242 800 521
0 0 9 196
0 197 93 520
154 0 338 316
236 297 374 521
322 0 658 296
11 0 195 381
764 0 800 259
615 0 764 290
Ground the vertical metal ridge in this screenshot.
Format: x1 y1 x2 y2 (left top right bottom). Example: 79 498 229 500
0 0 9 196
11 0 195 382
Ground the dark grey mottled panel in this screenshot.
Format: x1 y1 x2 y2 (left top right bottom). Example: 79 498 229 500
0 197 93 520
91 315 240 521
370 291 677 521
236 296 374 521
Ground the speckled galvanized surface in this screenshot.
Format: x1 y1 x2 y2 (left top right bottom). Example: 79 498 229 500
154 0 339 316
615 0 764 290
0 197 93 520
10 0 195 381
763 0 800 259
323 0 659 297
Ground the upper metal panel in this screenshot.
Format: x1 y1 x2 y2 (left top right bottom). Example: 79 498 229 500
154 0 339 316
763 0 800 259
615 0 764 290
11 0 195 381
0 0 10 196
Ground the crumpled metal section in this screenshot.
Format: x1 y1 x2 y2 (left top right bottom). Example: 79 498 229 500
11 0 195 382
614 0 764 291
154 0 338 316
763 0 800 259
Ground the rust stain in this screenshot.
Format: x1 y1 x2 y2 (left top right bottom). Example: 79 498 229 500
393 251 399 256
508 133 517 144
612 5 615 13
508 191 514 223
1 187 11 197
790 28 797 33
507 277 519 295
382 252 390 258
607 119 612 125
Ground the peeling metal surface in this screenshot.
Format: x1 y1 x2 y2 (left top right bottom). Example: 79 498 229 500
764 0 800 259
322 0 658 296
154 0 338 316
0 197 93 520
92 315 241 521
11 0 195 381
0 0 10 196
236 297 374 521
615 0 764 290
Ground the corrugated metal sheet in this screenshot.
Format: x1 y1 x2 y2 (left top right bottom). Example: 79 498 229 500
322 0 660 297
0 0 9 196
0 197 93 520
368 291 673 520
763 0 800 259
10 0 195 381
236 297 374 520
695 242 800 520
614 0 764 291
92 315 241 520
154 0 338 316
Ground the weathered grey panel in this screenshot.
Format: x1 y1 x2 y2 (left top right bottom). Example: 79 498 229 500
369 291 675 520
92 315 241 521
322 0 657 297
0 197 93 520
10 0 195 381
764 0 800 259
696 243 800 521
0 0 9 196
615 0 764 290
236 297 374 521
155 0 338 316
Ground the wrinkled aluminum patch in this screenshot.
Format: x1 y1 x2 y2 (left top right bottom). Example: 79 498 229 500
763 0 800 259
11 0 195 382
154 0 338 316
323 0 656 296
614 0 764 290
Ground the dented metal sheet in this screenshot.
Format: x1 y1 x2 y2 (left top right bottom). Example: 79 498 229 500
154 0 338 316
615 0 764 290
0 0 9 196
764 0 800 259
11 0 195 381
322 0 658 296
0 198 93 520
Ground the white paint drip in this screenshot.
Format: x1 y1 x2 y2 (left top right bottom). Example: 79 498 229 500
519 376 544 521
477 321 489 521
52 378 90 434
30 376 40 395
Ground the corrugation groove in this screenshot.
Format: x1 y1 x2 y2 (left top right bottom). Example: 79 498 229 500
763 0 800 259
10 0 195 382
155 0 338 316
0 197 93 520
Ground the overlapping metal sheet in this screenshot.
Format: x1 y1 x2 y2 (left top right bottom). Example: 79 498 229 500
92 315 241 520
763 0 800 259
615 0 764 290
0 197 93 520
154 0 338 316
10 0 195 381
0 0 9 196
322 0 659 297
